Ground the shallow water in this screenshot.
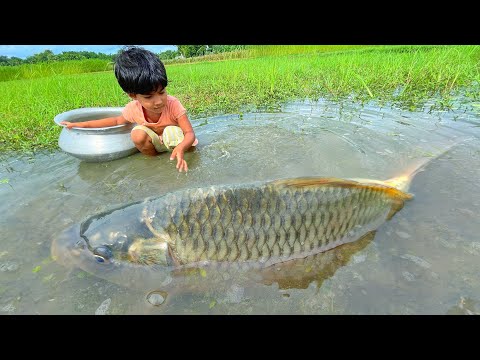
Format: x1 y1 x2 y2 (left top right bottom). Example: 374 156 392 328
1 98 479 315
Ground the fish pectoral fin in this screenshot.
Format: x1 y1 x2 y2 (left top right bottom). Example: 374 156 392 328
144 217 164 238
167 245 183 267
386 199 406 220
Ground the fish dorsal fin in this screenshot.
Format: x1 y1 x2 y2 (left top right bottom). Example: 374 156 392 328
270 177 413 201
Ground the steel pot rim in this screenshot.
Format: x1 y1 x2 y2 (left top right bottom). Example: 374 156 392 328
54 107 129 131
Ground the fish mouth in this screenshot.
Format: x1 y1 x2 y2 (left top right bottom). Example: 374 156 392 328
51 224 83 266
52 224 120 270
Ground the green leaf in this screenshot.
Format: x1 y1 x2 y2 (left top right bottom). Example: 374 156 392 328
32 265 41 273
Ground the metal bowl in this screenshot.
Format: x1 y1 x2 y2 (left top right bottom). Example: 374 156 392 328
54 107 139 162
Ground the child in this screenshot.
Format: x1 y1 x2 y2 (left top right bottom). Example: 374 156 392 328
60 45 197 173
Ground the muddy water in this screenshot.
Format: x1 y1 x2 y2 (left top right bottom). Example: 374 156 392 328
1 99 479 314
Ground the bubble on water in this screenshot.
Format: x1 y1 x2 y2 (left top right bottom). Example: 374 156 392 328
146 290 167 306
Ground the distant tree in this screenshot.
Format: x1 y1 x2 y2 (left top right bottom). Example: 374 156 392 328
25 50 55 64
196 45 207 56
159 49 180 60
0 56 23 66
8 57 23 66
176 45 205 58
0 49 115 67
0 55 9 65
37 50 55 62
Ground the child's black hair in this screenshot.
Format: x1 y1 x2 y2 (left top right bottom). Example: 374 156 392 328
114 45 168 95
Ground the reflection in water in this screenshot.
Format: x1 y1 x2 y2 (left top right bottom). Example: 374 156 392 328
151 232 376 309
258 231 376 290
1 98 480 314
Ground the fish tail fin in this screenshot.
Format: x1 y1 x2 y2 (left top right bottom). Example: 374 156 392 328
384 140 464 192
382 161 427 192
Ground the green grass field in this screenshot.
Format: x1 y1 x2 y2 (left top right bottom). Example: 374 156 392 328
1 45 478 152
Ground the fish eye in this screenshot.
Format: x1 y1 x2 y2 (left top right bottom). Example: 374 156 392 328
94 255 106 263
93 246 113 263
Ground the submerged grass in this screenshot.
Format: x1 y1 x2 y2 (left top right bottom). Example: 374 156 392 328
1 45 479 152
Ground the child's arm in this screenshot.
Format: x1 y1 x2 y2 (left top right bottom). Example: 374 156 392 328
60 116 129 129
170 114 196 172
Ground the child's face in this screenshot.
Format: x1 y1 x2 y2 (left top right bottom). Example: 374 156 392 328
130 86 168 114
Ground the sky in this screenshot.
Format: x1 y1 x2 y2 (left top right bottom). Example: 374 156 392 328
0 45 177 59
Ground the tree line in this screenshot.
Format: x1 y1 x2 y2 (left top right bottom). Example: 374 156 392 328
0 45 246 66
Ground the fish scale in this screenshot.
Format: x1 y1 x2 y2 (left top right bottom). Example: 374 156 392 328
141 178 411 265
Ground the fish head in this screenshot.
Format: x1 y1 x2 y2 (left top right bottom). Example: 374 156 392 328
51 223 174 290
51 224 116 271
78 206 172 267
79 202 154 253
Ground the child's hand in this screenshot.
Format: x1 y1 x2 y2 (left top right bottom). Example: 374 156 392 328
170 147 188 172
60 121 76 129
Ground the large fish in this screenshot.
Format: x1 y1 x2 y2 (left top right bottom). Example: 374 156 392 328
51 149 451 304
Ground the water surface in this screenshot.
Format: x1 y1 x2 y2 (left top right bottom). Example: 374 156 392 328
1 98 479 314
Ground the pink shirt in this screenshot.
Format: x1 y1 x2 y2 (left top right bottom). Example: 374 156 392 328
122 95 187 127
122 95 198 146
